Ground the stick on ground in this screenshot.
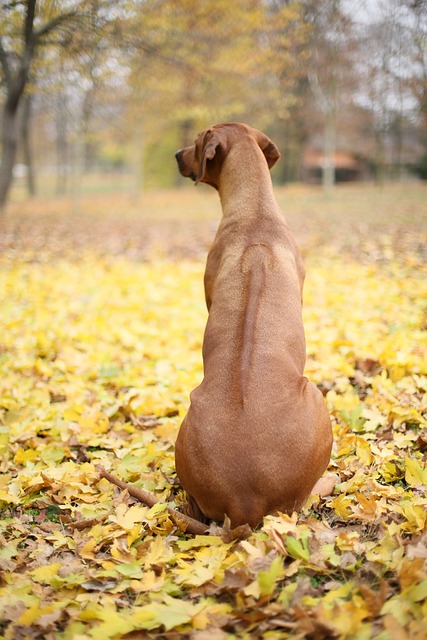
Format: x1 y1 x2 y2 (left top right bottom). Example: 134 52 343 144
97 465 209 535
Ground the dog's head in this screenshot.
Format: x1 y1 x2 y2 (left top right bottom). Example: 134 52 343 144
175 123 280 190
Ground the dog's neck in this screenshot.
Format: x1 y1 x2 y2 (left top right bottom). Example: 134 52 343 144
217 140 279 220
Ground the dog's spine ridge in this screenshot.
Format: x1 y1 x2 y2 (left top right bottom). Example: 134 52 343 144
240 244 272 403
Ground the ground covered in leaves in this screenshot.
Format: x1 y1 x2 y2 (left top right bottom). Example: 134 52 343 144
0 184 426 639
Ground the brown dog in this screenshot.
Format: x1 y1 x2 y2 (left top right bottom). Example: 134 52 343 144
175 123 333 528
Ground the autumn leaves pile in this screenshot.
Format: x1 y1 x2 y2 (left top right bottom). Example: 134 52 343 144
0 187 426 639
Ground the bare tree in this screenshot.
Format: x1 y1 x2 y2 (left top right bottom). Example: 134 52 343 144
20 91 35 196
403 0 427 170
0 0 76 211
304 0 356 188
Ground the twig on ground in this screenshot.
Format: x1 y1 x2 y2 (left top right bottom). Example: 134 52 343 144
97 465 209 536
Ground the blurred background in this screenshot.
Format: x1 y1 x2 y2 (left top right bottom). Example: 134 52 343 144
0 0 426 209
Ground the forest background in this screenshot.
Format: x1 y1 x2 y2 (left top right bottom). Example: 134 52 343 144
0 0 427 208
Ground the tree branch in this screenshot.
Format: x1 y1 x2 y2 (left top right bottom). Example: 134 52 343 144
2 1 24 9
33 10 78 42
307 69 332 115
0 38 12 90
23 0 36 47
97 466 209 536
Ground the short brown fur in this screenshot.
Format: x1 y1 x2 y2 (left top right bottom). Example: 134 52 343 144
175 123 333 528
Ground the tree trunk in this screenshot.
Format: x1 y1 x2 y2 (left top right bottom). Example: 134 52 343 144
71 88 95 212
21 93 36 196
131 122 144 203
0 0 36 212
56 89 69 195
374 126 385 186
0 0 76 210
56 127 69 196
308 70 337 190
322 110 336 189
71 134 84 213
0 103 19 210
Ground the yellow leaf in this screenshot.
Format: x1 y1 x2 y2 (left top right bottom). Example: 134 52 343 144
132 596 195 631
192 602 232 631
399 558 427 590
323 581 355 604
110 538 135 563
355 492 377 516
131 569 165 594
87 608 133 637
174 562 214 587
258 556 285 595
330 495 355 520
244 579 261 599
116 562 143 578
63 406 83 421
30 562 62 584
285 535 310 561
397 502 427 533
79 604 104 621
263 512 299 535
325 597 369 634
18 603 56 626
109 503 147 531
78 410 110 434
178 535 224 550
390 405 425 426
0 489 19 504
14 447 38 464
34 358 53 377
355 438 374 465
147 502 168 518
366 532 404 567
404 579 427 603
46 530 76 550
78 537 98 559
240 539 268 561
405 457 427 487
379 460 404 483
361 407 387 431
335 441 355 458
0 425 9 455
143 535 174 569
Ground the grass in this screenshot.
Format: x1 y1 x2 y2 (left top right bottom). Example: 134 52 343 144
2 181 426 262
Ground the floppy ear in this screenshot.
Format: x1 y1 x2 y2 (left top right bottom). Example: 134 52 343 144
258 134 280 169
196 130 221 184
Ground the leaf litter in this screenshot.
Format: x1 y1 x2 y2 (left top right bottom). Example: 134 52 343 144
0 187 426 639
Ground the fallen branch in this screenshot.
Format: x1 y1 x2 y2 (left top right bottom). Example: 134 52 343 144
97 465 209 536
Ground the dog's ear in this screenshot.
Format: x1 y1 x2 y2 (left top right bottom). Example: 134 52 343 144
258 134 281 169
196 130 222 184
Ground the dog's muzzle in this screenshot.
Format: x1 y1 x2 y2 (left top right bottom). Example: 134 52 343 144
175 150 196 181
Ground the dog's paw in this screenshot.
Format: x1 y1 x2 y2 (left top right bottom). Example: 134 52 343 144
311 473 339 498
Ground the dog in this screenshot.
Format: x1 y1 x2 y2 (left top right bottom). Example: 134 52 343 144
175 123 333 528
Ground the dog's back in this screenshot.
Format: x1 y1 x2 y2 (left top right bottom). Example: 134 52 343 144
175 123 332 528
176 210 332 528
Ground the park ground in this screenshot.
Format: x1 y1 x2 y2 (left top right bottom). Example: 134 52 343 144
0 182 426 639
